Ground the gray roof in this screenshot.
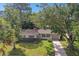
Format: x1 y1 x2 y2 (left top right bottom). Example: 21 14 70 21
21 29 51 35
38 29 51 34
21 29 38 35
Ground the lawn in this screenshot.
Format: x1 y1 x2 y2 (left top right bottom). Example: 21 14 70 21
60 37 79 56
0 43 13 56
0 40 54 56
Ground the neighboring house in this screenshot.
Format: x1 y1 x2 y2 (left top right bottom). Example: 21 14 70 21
20 29 52 39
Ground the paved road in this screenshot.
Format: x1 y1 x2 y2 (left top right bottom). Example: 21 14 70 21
52 40 67 56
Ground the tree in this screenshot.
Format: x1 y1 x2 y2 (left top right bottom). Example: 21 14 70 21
0 18 16 55
4 3 32 34
4 3 32 50
22 20 36 29
57 4 79 49
37 3 79 49
37 4 66 38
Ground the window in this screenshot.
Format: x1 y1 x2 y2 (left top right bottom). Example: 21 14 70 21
42 34 46 37
42 34 50 37
46 34 50 37
29 35 34 38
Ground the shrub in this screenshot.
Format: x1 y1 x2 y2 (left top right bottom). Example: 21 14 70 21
48 39 52 42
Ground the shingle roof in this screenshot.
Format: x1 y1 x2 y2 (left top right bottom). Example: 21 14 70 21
38 29 51 34
21 29 38 35
21 29 51 35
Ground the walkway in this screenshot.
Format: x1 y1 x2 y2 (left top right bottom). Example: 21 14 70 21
52 40 67 56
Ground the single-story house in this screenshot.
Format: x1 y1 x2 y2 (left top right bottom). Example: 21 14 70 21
21 29 39 38
20 29 52 39
38 29 52 39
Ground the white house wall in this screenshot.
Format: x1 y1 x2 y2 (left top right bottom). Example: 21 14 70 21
21 34 37 38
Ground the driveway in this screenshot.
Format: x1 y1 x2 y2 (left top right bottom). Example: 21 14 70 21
52 33 67 56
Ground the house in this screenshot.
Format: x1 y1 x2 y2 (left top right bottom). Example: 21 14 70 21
38 29 52 39
20 29 52 39
21 29 39 39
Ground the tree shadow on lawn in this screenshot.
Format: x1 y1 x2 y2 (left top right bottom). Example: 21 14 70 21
64 47 79 56
9 48 25 56
18 40 43 49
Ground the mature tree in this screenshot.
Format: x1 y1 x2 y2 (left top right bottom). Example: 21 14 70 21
57 4 79 49
22 20 36 29
4 3 32 38
4 3 32 50
37 4 66 37
0 17 16 55
37 3 79 49
4 3 32 30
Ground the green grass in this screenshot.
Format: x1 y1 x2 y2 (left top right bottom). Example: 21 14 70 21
0 40 54 56
0 43 13 56
9 48 25 56
60 37 79 56
14 40 54 56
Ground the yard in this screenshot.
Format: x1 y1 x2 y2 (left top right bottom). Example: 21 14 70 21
0 40 54 56
60 37 79 56
0 43 13 56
